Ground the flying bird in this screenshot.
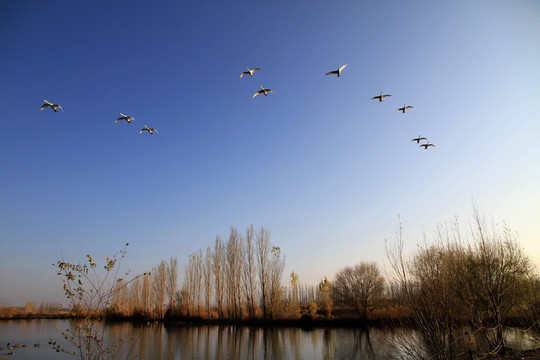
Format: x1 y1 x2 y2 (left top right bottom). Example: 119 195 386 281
370 92 392 102
240 67 261 78
398 104 414 113
115 113 135 123
140 125 158 134
420 143 436 149
411 136 429 143
325 64 348 77
252 85 275 98
40 100 63 112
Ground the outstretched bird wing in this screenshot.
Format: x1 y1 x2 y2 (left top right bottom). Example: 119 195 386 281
252 90 262 98
339 64 348 72
325 70 338 76
40 104 50 110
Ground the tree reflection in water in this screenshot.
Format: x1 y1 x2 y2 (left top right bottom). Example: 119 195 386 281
4 320 536 360
154 325 391 360
78 322 402 359
59 321 538 360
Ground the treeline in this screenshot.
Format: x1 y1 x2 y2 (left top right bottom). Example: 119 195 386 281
106 216 539 343
110 226 325 321
0 302 65 318
64 216 535 335
44 214 539 359
12 215 540 343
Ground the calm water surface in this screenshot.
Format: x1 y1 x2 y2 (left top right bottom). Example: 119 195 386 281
1 319 537 359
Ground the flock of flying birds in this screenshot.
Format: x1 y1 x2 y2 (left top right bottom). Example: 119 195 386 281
237 64 435 149
40 100 158 135
40 64 435 148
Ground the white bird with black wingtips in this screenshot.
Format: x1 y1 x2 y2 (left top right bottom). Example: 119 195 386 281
140 125 158 135
240 67 261 78
115 113 135 123
252 85 275 98
325 64 348 77
40 100 63 112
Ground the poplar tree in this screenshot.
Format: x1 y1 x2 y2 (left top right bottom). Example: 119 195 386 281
203 247 213 317
243 225 257 318
226 227 244 319
213 236 226 318
166 257 178 311
256 227 271 319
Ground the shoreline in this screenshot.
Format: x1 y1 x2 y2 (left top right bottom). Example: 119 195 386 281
0 314 396 328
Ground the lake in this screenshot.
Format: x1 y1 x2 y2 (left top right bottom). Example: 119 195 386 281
1 319 537 359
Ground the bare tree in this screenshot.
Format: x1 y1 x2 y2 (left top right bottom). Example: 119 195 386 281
183 253 196 317
333 262 385 320
130 276 142 314
269 246 285 319
152 260 167 319
226 227 244 319
213 236 226 318
242 225 258 318
464 209 532 354
203 247 213 318
386 211 536 359
112 278 129 315
166 257 178 311
386 221 462 360
194 250 203 315
142 272 152 317
256 227 271 319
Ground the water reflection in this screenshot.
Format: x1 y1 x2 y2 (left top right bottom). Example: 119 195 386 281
2 320 537 360
156 325 391 360
0 321 403 360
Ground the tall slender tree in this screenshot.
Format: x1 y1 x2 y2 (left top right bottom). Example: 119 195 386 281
213 236 226 318
194 250 203 315
269 246 285 318
142 272 152 317
153 260 167 319
226 227 244 319
166 257 178 311
203 247 213 318
243 225 258 318
256 227 271 319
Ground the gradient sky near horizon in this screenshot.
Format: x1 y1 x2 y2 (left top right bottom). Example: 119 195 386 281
1 1 539 306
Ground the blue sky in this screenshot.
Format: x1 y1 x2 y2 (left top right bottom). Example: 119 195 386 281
1 0 539 306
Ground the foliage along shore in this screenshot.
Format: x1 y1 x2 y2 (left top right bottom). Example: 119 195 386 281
2 305 537 331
